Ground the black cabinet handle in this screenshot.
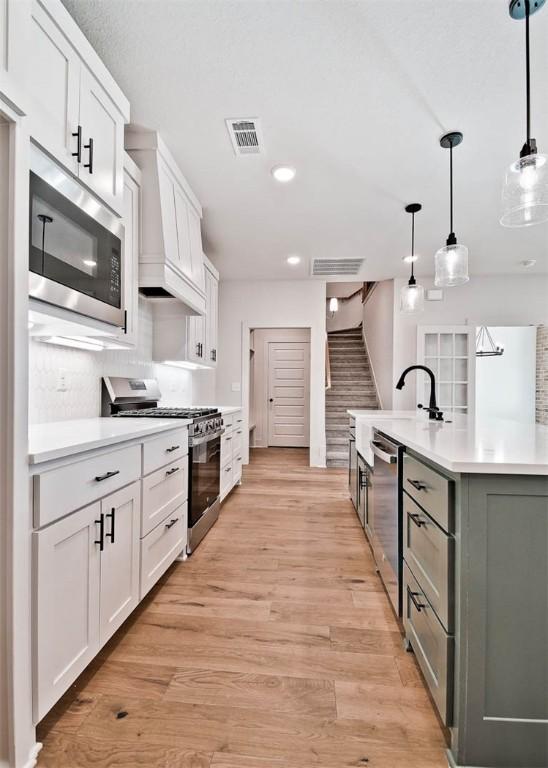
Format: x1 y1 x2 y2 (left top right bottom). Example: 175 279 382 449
94 513 105 551
409 512 426 528
211 349 216 361
166 445 180 453
225 436 232 441
105 507 116 543
95 470 120 482
165 518 179 530
408 587 427 613
166 466 180 476
225 466 231 473
84 137 94 174
72 125 82 162
408 478 427 491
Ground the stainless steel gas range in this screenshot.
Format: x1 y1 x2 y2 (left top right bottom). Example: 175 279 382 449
102 377 223 553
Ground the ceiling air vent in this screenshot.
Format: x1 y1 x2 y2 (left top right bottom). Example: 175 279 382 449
225 118 263 155
311 258 364 276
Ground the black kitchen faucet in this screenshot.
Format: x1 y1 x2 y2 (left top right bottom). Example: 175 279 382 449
395 365 444 421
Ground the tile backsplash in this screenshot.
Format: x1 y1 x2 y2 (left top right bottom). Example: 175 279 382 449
29 298 216 423
536 326 548 426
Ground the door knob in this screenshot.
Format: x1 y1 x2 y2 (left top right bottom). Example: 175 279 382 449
269 398 273 402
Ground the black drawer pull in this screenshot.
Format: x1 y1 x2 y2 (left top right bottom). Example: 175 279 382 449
166 445 180 453
94 513 105 551
72 125 82 162
226 436 232 441
165 467 180 476
408 587 427 612
408 478 427 491
84 137 94 173
165 518 179 529
225 467 231 473
95 470 120 482
409 512 426 528
105 508 115 543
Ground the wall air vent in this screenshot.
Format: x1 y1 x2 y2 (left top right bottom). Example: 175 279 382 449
225 118 263 155
311 258 364 276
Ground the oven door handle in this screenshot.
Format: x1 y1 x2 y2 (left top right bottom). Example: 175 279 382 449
191 429 225 447
370 441 397 464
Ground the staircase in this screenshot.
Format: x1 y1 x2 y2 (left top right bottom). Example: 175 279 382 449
326 326 378 468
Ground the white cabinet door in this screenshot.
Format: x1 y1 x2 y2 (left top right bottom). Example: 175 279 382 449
417 326 476 416
99 481 140 646
0 0 29 111
34 501 101 721
29 0 80 175
205 267 218 366
119 157 140 346
78 65 125 214
187 315 205 364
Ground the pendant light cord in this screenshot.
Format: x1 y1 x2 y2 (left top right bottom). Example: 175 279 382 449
449 145 454 235
411 211 415 280
526 0 531 147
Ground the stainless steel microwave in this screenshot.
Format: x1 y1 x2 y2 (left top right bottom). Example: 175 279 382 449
29 145 125 328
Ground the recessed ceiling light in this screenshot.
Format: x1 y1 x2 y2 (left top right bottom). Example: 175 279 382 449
402 254 419 264
287 255 301 266
520 258 536 268
272 165 296 183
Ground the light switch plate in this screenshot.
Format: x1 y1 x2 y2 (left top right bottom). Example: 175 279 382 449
56 368 68 392
231 382 241 392
426 289 443 301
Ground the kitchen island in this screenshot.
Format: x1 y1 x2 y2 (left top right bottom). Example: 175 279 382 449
349 409 548 768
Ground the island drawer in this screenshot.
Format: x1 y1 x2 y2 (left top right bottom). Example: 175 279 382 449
403 562 453 726
140 502 187 599
141 456 188 538
403 492 454 632
142 428 188 476
34 444 141 528
403 454 453 532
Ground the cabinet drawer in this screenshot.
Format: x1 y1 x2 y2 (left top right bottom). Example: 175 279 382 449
142 457 188 537
222 413 234 431
232 427 243 456
140 502 187 599
403 562 453 726
221 432 234 467
403 454 452 532
34 444 141 528
233 412 244 428
143 428 188 476
233 453 243 483
403 493 454 632
221 462 233 497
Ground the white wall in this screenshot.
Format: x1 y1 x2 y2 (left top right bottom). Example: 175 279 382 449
393 275 548 409
216 280 326 467
326 292 362 332
363 280 394 409
476 327 537 423
29 298 216 422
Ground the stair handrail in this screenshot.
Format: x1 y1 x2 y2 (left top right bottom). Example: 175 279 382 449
325 334 332 391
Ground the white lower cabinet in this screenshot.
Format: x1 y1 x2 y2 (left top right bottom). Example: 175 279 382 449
34 500 101 722
220 410 244 501
140 502 187 599
99 482 141 645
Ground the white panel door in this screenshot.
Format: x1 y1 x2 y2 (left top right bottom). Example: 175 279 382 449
78 65 125 214
268 342 310 447
417 326 476 416
29 0 80 175
99 481 140 646
34 501 101 721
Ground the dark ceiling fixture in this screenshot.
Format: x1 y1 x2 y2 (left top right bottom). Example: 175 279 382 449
476 326 504 357
501 0 548 227
435 132 469 287
400 203 424 314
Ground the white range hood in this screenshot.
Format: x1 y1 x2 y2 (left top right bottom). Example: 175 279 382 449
126 130 206 316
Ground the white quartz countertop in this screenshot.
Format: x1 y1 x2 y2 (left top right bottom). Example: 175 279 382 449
29 417 191 465
349 409 548 475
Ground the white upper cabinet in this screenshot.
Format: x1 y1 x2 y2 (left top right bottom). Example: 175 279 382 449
117 152 141 347
126 130 206 316
204 257 219 366
27 0 129 215
0 0 31 114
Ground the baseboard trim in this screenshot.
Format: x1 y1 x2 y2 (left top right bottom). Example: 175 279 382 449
22 743 42 768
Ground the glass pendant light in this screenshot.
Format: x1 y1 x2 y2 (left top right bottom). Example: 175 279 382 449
501 0 548 227
435 132 469 287
400 203 425 314
329 297 339 313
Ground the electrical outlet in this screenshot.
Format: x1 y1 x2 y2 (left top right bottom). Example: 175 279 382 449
56 368 68 392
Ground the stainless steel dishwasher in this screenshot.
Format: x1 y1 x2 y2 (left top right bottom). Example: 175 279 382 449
369 430 404 617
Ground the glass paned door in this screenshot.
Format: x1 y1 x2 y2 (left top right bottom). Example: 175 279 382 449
418 326 475 415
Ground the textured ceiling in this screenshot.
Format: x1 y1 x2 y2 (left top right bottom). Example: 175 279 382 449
62 0 548 281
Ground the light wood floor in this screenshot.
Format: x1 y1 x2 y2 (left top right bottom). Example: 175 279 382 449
37 447 448 768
